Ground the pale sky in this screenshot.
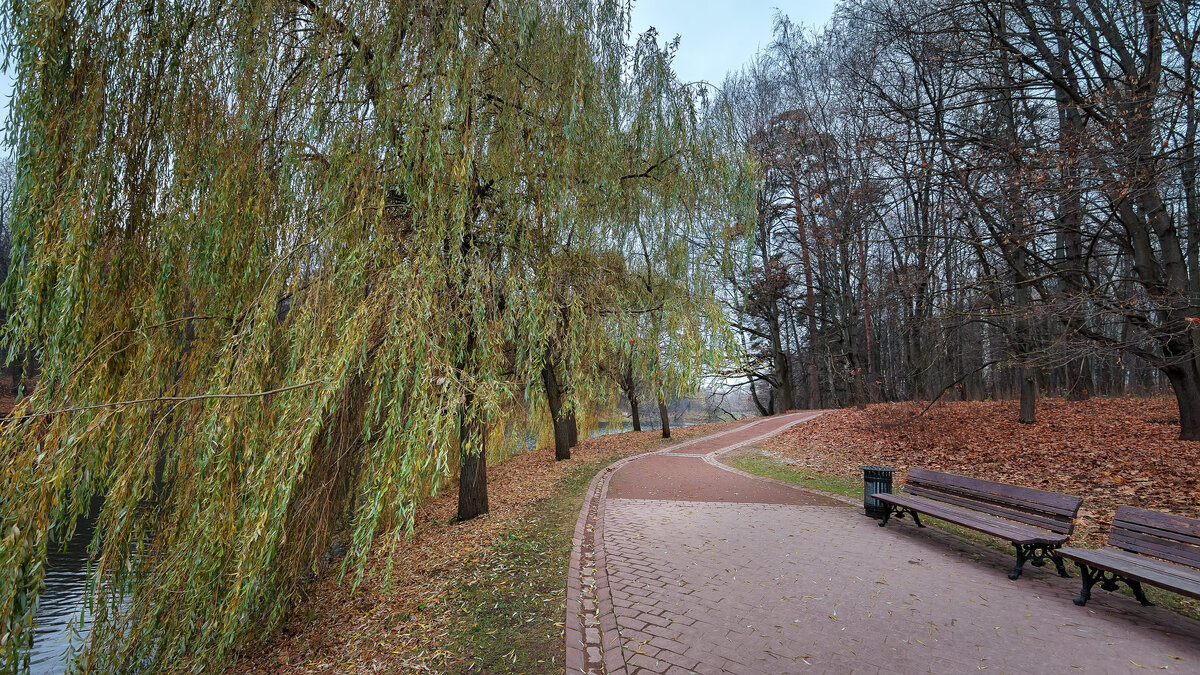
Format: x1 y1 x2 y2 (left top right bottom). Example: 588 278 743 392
629 0 839 87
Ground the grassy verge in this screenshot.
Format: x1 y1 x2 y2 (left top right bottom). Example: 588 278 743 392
445 455 610 673
729 448 1200 622
725 450 860 499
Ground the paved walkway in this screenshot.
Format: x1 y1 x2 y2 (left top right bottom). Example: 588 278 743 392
565 412 1200 674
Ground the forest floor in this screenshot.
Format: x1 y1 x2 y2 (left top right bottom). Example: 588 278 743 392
228 419 741 674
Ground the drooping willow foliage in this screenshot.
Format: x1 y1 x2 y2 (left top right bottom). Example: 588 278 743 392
0 0 753 671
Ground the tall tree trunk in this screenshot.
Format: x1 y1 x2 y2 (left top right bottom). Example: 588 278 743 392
567 410 578 448
457 335 489 521
1053 27 1093 403
457 434 489 521
1164 361 1200 441
859 235 878 404
658 398 671 439
541 355 571 461
792 183 821 409
1019 367 1037 424
623 365 642 432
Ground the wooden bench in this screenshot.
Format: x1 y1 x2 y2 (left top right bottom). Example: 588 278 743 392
873 468 1083 580
1058 506 1200 607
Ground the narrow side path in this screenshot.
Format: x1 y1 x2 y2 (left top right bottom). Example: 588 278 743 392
565 412 1200 675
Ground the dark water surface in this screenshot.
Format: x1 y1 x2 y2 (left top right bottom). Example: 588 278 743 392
31 510 97 674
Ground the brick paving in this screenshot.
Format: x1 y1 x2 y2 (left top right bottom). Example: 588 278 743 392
566 412 1200 674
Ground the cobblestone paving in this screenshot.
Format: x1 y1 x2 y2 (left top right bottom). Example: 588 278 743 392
603 498 1200 674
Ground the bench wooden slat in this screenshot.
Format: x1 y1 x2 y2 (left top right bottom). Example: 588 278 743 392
1109 530 1200 569
906 484 1074 534
1108 505 1200 569
908 468 1083 516
874 493 1068 545
904 469 1082 534
1115 505 1200 540
1058 547 1200 601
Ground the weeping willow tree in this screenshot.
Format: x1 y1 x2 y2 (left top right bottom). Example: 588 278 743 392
531 31 751 456
0 0 752 671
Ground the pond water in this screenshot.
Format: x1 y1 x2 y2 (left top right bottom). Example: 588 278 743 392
590 415 698 437
30 508 98 674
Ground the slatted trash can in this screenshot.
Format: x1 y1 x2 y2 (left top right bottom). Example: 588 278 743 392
861 466 896 518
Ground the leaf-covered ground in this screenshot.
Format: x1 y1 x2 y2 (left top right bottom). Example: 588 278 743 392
763 397 1200 546
228 420 739 673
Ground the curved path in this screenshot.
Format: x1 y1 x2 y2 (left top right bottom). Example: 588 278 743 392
565 412 1200 674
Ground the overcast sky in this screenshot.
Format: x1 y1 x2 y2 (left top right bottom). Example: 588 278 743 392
0 2 839 142
629 0 839 87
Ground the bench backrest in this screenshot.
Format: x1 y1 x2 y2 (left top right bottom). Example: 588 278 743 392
1108 506 1200 570
905 468 1083 535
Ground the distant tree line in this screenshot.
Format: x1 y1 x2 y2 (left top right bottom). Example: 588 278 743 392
723 0 1200 438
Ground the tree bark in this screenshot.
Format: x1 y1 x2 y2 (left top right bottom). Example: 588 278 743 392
1019 367 1037 424
457 438 489 521
457 361 489 521
541 355 571 461
658 398 671 439
624 364 642 432
1052 23 1093 403
566 410 578 448
1164 362 1200 441
792 184 821 410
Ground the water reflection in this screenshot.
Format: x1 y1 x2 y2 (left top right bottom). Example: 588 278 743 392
31 507 97 674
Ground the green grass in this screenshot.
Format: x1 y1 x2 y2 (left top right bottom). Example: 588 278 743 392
729 449 1200 621
446 455 616 674
725 451 861 499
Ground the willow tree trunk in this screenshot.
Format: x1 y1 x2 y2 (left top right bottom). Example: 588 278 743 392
457 380 489 521
658 398 671 439
622 363 642 431
567 411 579 448
541 357 571 461
457 441 488 521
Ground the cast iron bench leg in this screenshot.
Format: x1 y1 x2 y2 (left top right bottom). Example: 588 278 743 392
878 505 925 528
1129 580 1154 606
1052 552 1070 578
1009 543 1028 580
1072 564 1153 607
1011 544 1067 581
1073 563 1096 606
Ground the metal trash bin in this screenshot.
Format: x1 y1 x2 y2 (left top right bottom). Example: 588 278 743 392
861 466 896 518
